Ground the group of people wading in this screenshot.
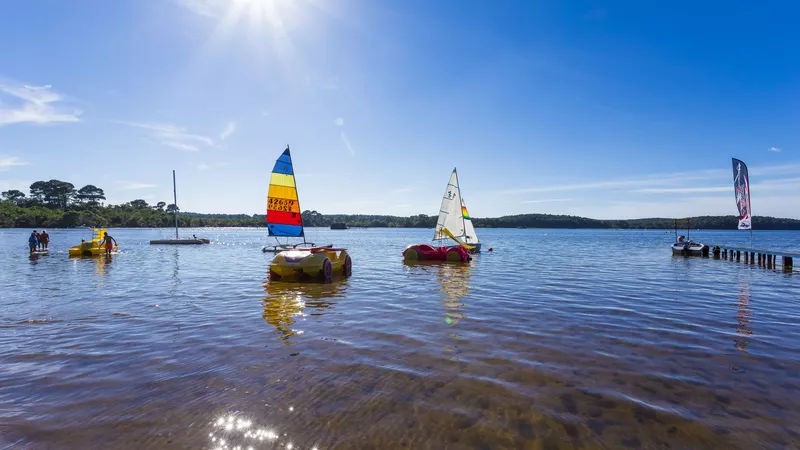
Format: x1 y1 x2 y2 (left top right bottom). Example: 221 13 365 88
28 230 118 255
28 230 49 254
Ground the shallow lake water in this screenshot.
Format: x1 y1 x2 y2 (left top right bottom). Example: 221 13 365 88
1 227 799 449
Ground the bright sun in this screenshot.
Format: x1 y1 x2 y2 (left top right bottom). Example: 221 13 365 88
228 0 290 28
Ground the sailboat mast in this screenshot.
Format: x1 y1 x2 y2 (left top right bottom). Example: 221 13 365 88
455 168 467 241
287 145 306 245
173 170 179 239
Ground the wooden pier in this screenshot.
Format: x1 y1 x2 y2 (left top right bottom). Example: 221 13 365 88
707 244 797 272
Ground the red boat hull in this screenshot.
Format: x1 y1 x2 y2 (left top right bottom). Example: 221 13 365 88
402 244 471 262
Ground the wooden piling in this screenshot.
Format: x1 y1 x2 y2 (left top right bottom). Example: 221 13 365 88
704 244 796 273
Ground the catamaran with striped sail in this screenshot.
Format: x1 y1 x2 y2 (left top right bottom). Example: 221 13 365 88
262 146 327 253
403 168 481 262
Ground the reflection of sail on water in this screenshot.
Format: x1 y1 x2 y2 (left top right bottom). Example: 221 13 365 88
262 279 347 344
734 279 753 352
437 263 471 324
434 263 472 357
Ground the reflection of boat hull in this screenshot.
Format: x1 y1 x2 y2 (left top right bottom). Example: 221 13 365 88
671 242 709 256
403 244 471 262
269 248 352 282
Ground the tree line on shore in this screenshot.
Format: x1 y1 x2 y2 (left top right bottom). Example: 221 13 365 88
3 179 800 229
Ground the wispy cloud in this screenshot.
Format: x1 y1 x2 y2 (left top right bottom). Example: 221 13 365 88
220 121 236 140
502 163 800 196
391 187 414 194
521 198 574 204
501 169 727 195
0 82 82 126
118 181 157 190
633 187 730 194
632 177 800 195
0 155 29 171
334 117 344 126
164 141 199 152
340 131 355 156
0 179 32 193
769 146 781 153
197 162 229 171
175 0 224 17
114 120 214 151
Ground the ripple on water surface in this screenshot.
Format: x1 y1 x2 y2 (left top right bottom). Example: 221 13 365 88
0 227 799 449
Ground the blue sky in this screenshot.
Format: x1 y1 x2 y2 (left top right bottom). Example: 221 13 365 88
1 0 798 219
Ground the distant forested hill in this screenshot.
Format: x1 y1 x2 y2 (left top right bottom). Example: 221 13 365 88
2 181 800 229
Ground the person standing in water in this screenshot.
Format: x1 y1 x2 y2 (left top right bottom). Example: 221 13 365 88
28 231 39 254
98 232 117 255
39 230 49 250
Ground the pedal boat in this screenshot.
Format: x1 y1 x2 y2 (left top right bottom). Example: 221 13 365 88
402 244 472 262
269 247 352 282
68 229 119 256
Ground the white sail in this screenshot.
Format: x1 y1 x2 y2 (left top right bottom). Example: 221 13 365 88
434 169 466 241
461 198 479 245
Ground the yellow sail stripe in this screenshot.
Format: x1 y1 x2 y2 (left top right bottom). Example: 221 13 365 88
270 173 295 188
441 227 475 250
268 185 298 201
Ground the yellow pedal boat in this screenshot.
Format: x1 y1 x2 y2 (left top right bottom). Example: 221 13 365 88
68 228 119 256
269 247 352 282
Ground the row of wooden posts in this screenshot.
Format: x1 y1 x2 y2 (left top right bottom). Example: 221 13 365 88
713 247 794 272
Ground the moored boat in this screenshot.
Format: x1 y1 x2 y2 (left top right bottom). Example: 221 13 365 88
670 219 708 256
403 168 480 262
263 145 345 282
269 247 352 282
671 240 709 256
149 170 210 245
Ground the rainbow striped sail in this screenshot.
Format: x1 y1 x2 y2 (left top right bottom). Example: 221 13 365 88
267 146 304 237
461 203 471 220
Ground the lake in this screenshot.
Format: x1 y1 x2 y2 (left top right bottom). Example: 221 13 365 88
1 227 799 449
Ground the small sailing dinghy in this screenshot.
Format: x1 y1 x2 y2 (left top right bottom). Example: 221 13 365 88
150 170 210 245
264 146 347 282
262 146 330 253
403 168 481 262
670 219 708 256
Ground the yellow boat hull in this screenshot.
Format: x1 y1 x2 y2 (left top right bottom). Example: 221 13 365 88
68 228 119 256
68 244 118 256
269 248 352 282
